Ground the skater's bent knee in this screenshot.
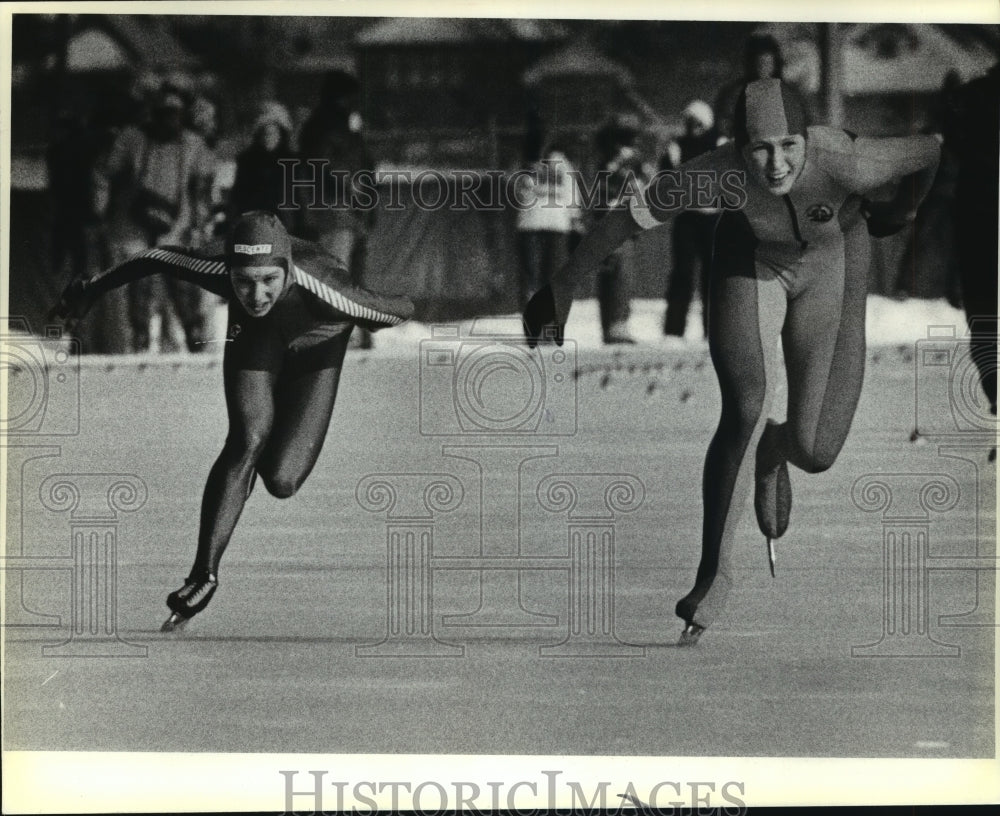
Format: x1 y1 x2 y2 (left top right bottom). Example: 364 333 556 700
793 443 839 473
261 474 300 499
226 428 271 460
723 393 766 438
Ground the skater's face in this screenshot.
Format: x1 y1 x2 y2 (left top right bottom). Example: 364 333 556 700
742 134 805 196
231 265 286 317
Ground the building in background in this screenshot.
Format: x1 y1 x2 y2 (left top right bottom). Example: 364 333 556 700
8 15 1000 338
354 17 568 168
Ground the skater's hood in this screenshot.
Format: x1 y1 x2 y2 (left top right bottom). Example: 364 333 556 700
227 211 295 295
734 78 806 147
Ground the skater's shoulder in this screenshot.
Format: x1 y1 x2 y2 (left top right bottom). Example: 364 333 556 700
806 126 859 158
286 237 351 286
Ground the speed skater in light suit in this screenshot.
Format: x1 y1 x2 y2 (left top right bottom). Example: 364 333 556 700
51 211 414 631
524 79 941 645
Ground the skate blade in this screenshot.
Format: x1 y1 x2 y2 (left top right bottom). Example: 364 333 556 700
677 623 705 647
161 612 190 633
767 537 776 577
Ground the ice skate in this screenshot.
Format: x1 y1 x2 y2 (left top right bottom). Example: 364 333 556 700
160 612 190 633
161 572 218 631
678 622 706 646
755 420 791 551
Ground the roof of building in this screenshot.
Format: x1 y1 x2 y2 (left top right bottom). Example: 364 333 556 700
356 17 567 47
66 16 197 72
523 39 634 87
843 23 996 93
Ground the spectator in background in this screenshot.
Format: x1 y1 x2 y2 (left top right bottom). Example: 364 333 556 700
661 99 722 341
298 69 377 349
186 94 222 249
943 61 999 439
593 113 652 344
92 85 216 352
188 95 219 151
47 110 98 289
715 34 811 141
230 102 297 231
514 139 585 308
894 71 962 304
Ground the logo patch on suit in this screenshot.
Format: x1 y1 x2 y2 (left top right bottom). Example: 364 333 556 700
234 243 272 255
806 203 834 223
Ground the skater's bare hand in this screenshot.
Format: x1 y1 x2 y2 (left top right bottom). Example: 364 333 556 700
48 277 93 333
861 199 915 238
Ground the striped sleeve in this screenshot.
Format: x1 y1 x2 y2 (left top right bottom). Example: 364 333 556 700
84 245 231 299
292 265 414 330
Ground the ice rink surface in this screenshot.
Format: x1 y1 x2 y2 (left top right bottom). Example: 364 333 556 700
3 303 996 761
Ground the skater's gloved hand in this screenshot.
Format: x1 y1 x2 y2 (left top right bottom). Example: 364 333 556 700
522 285 565 348
48 276 94 334
861 199 916 238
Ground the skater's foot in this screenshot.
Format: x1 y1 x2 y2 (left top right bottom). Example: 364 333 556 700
604 326 636 345
678 622 705 646
675 597 706 645
160 612 190 633
755 420 791 541
164 572 218 629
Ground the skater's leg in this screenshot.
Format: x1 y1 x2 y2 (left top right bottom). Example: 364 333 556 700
956 187 998 414
518 230 545 307
772 222 869 475
676 224 786 628
189 364 278 577
697 212 718 338
256 331 352 498
664 212 698 337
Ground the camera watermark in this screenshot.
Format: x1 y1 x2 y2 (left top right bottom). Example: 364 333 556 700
914 322 997 441
1 318 81 438
279 769 748 814
419 320 577 437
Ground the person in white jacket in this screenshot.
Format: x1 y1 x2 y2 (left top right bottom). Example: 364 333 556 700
514 143 585 307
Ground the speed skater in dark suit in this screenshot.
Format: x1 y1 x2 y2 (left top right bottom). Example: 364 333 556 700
51 211 414 631
524 79 941 645
943 62 998 458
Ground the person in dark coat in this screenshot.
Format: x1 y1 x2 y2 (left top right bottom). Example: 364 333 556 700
592 113 652 344
943 62 999 436
297 70 377 348
661 99 723 340
230 102 297 230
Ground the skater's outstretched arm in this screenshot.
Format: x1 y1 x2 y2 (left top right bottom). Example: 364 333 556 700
820 130 941 236
286 238 414 332
524 145 739 344
523 204 639 342
49 240 230 333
